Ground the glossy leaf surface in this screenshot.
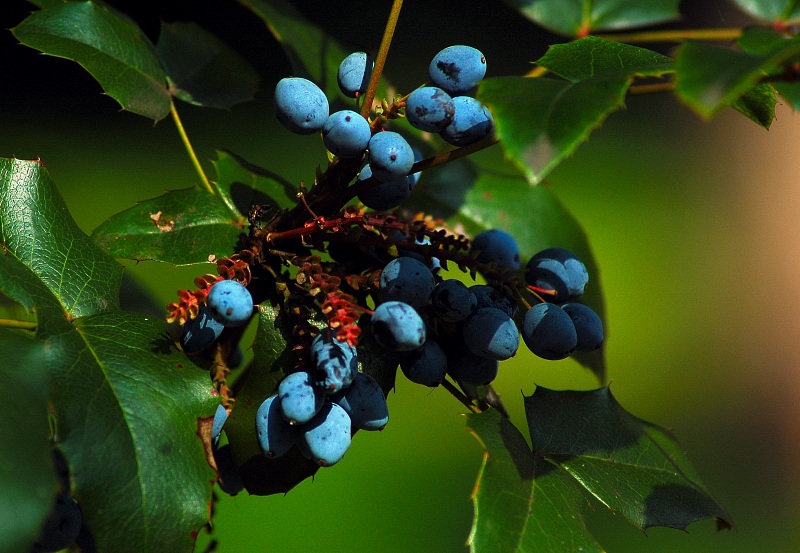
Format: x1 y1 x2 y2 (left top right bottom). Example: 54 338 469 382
91 151 295 265
467 388 733 552
675 35 800 123
13 1 170 120
480 38 672 184
0 158 218 553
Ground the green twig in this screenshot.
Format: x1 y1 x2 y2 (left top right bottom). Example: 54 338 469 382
0 318 36 331
360 0 404 120
596 27 742 44
170 100 214 195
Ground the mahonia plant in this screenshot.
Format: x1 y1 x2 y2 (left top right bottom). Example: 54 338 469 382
13 0 800 550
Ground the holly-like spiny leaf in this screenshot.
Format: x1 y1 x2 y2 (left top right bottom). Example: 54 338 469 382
408 158 606 380
0 158 219 553
526 386 734 531
91 150 295 265
504 0 680 37
674 34 800 123
466 388 733 552
12 1 171 120
479 38 673 184
466 408 604 553
156 21 260 109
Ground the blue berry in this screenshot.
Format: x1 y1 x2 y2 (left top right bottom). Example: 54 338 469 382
440 96 494 146
368 131 414 182
446 344 499 385
379 257 436 309
470 229 521 270
311 329 358 394
405 86 455 132
207 280 254 327
561 303 604 352
180 306 224 354
331 372 389 430
278 371 325 425
526 247 589 302
322 110 371 158
462 307 520 361
211 404 228 449
521 302 577 360
338 52 374 98
431 279 476 323
400 338 448 387
429 45 486 96
298 402 352 466
357 164 415 211
214 444 244 496
470 284 518 318
274 77 329 134
255 394 298 458
371 301 426 351
35 492 82 552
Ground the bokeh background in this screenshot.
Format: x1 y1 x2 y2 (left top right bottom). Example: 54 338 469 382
2 0 799 551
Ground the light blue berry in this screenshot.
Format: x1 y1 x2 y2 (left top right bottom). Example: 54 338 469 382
379 257 435 309
462 307 520 361
278 371 325 425
470 229 521 270
429 45 486 96
370 301 426 352
521 302 577 360
299 402 352 466
274 77 329 134
338 52 374 98
440 96 494 146
255 395 298 458
180 306 225 354
368 131 414 182
322 110 371 158
405 86 455 132
207 280 254 327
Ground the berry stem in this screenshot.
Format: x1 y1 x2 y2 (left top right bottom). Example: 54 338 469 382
360 0 404 120
0 318 36 331
441 378 481 414
170 100 214 195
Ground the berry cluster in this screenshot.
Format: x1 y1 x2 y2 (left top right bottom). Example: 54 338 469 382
168 43 602 494
274 45 493 213
365 231 603 389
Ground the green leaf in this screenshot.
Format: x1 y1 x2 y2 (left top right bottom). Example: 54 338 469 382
91 150 296 265
732 83 777 128
0 328 57 553
91 186 245 265
675 37 800 121
409 159 606 380
478 76 625 185
1 157 218 552
737 27 800 111
536 36 674 82
730 0 800 24
505 0 680 37
479 39 672 184
466 408 604 553
12 1 170 120
226 303 320 495
0 159 123 321
526 386 734 531
156 21 259 109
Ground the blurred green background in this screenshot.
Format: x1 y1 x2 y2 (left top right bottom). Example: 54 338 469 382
3 0 800 551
